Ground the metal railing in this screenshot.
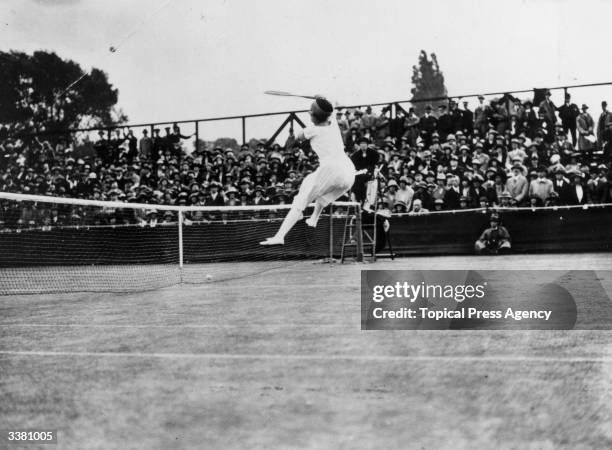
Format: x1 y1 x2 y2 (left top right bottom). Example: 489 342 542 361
10 80 612 147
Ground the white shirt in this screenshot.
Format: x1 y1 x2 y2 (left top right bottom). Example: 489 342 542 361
395 186 414 207
303 120 352 166
575 185 583 202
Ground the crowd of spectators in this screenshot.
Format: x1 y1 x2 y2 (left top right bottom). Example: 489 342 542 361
1 89 612 229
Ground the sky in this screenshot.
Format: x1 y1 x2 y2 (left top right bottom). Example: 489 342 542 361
2 0 612 142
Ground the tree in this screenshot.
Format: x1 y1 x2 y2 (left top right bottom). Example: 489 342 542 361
213 137 239 151
410 50 448 116
0 50 127 135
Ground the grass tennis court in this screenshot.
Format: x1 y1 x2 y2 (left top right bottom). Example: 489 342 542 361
1 253 612 449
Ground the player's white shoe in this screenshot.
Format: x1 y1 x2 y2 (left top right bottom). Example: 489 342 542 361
260 236 285 246
305 217 318 228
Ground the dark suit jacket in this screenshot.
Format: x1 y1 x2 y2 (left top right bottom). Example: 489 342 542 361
552 180 572 205
567 184 589 205
205 193 226 207
437 114 454 139
419 115 438 135
444 188 461 210
468 186 488 207
461 109 474 134
558 103 580 128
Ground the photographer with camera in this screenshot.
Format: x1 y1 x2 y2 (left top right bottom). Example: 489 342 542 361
474 213 512 255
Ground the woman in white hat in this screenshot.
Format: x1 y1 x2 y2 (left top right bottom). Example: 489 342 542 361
261 97 356 245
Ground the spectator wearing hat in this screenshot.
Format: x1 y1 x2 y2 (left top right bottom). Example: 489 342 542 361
375 198 392 218
541 190 558 207
606 173 612 203
491 99 510 135
538 90 557 142
507 140 527 167
336 111 350 140
528 191 540 208
432 198 444 211
461 101 474 135
143 209 158 228
442 175 460 210
361 106 377 130
436 104 453 141
498 190 513 208
205 181 225 207
568 171 588 205
395 176 414 210
520 102 539 139
552 167 571 205
473 143 490 168
597 101 612 156
447 154 462 178
392 201 408 214
476 195 489 209
419 105 437 147
506 163 528 205
459 175 472 202
475 213 511 254
139 129 152 161
449 101 463 134
251 185 267 206
350 137 379 204
167 123 194 158
409 198 429 214
122 129 138 163
508 113 521 139
547 153 565 175
558 93 580 146
529 166 554 203
468 174 488 208
412 181 434 211
590 165 609 204
384 179 399 207
431 173 447 204
474 96 490 136
457 145 471 169
402 110 421 146
577 104 595 155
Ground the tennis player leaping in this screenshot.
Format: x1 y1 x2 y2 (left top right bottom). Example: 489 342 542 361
260 97 356 245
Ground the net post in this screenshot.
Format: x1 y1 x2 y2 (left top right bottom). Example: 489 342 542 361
178 209 184 269
355 203 364 262
241 116 246 145
328 204 333 265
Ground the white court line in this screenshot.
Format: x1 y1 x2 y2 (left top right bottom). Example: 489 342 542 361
0 323 353 329
181 283 359 288
0 284 360 295
1 350 611 363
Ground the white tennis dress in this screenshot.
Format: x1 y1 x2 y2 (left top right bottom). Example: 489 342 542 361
292 120 356 210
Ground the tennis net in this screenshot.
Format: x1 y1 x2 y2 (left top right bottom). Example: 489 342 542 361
0 192 361 294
